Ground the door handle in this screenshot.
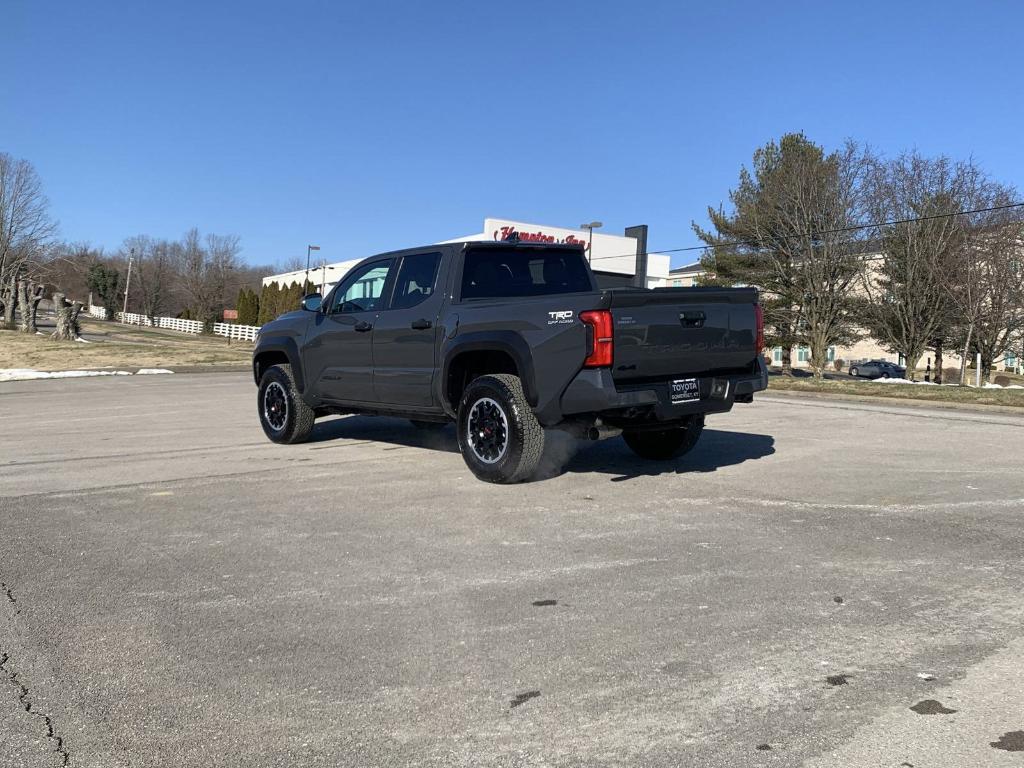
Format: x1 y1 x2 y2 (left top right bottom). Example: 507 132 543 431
354 321 373 332
410 319 432 330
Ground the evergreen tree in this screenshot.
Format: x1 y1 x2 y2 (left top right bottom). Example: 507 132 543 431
248 287 261 326
86 263 122 320
693 133 868 378
234 287 248 324
257 283 273 325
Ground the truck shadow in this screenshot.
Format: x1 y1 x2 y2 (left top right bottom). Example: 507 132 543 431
307 417 774 482
549 428 775 482
307 416 460 452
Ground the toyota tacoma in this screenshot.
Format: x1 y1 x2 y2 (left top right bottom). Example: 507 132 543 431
253 240 767 483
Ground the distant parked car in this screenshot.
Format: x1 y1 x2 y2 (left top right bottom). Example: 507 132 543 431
848 360 906 379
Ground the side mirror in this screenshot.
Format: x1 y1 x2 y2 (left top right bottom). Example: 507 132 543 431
301 293 323 312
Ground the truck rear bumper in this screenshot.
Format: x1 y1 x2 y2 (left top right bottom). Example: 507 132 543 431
551 357 768 426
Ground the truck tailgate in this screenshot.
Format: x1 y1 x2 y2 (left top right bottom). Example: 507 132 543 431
606 287 759 381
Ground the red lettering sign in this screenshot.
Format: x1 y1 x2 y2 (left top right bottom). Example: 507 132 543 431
493 226 591 252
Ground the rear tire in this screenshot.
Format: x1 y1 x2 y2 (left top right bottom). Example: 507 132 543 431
258 364 315 444
622 415 704 461
457 374 544 483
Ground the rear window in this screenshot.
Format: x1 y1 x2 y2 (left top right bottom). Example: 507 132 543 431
461 247 592 300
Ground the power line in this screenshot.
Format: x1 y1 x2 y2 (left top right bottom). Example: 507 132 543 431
585 200 1024 265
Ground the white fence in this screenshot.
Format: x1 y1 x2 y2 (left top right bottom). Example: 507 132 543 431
90 306 260 342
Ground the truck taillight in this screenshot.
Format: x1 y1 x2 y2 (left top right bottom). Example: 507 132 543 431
755 304 765 354
580 310 613 368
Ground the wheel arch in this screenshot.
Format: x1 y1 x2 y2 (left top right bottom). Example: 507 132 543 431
253 336 305 392
441 333 537 415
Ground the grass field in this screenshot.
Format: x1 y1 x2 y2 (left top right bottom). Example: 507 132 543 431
768 375 1024 408
0 319 253 371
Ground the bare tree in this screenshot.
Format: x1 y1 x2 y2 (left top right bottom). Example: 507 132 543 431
16 280 45 333
277 255 305 273
931 179 1020 383
122 235 180 322
51 292 84 340
0 154 56 326
963 216 1024 378
38 242 101 305
860 154 973 379
178 228 241 330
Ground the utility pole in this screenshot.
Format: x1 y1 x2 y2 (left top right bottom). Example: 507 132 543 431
122 248 134 321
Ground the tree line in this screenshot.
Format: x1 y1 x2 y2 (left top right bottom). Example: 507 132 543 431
234 280 317 326
694 133 1024 381
0 151 306 337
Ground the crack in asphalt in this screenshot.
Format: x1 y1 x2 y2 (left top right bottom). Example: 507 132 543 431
0 582 69 766
0 650 70 766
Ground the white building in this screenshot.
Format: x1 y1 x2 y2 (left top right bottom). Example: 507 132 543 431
262 218 670 293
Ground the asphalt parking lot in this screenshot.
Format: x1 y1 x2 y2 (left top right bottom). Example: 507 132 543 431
2 373 1024 767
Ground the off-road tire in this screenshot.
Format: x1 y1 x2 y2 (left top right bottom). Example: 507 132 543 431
457 374 544 483
622 415 704 461
258 364 315 444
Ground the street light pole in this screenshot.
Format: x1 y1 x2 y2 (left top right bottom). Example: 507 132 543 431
122 248 134 321
580 221 603 263
305 244 320 290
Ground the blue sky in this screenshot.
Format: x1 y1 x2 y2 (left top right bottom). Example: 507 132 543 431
5 1 1022 269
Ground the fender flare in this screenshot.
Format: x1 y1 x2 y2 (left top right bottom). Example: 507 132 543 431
440 332 538 410
253 336 306 393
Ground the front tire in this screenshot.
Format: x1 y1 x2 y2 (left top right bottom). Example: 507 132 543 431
622 415 704 461
850 367 859 377
457 374 544 483
258 364 315 444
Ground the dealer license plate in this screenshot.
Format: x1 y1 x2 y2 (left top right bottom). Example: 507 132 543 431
670 378 700 404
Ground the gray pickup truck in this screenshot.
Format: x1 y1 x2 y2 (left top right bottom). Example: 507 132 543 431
252 240 766 483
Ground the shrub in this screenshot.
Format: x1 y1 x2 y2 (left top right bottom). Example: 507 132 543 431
833 359 845 371
994 375 1011 387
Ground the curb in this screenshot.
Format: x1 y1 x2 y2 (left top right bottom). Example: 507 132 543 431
761 389 1024 416
165 365 250 375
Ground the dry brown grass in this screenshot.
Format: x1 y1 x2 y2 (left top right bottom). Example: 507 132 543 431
0 320 253 371
768 375 1024 408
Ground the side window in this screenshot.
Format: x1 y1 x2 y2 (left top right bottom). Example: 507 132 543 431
390 252 441 310
329 260 393 314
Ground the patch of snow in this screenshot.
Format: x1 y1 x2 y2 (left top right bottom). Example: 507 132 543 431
983 382 1024 390
0 368 133 382
861 377 920 385
135 368 173 375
